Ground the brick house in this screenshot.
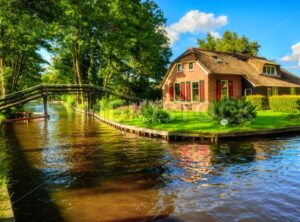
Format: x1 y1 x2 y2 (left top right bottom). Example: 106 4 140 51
161 48 300 112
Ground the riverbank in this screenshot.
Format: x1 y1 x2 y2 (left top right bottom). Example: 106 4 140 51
100 110 300 133
93 109 300 141
0 150 14 222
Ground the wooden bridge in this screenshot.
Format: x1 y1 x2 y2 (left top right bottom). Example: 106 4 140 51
0 84 138 114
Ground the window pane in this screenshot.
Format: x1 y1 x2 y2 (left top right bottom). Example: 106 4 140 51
175 83 181 100
263 66 267 74
177 64 182 72
192 82 199 101
271 67 275 74
266 67 270 74
189 62 193 70
221 80 228 99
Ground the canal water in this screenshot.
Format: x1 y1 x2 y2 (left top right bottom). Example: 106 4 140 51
1 103 300 222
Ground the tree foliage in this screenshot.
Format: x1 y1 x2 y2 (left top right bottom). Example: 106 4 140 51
0 0 58 96
50 0 171 99
0 0 171 100
198 31 260 56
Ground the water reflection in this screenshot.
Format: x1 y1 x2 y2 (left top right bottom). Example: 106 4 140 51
2 103 300 222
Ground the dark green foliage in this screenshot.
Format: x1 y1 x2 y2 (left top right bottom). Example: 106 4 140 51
0 0 171 100
198 30 260 56
269 96 300 113
140 101 170 125
209 98 257 126
245 95 267 111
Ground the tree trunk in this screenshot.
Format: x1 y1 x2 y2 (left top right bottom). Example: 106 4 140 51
103 49 113 88
74 43 83 103
0 57 6 97
88 39 96 83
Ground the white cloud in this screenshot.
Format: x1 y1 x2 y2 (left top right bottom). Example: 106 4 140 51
281 42 300 68
166 10 228 46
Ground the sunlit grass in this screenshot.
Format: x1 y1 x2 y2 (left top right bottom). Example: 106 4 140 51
99 109 300 133
0 151 10 218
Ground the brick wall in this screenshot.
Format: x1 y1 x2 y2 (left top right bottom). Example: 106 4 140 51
162 60 243 111
162 59 209 112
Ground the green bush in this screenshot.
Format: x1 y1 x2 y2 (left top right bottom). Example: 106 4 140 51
245 95 267 111
139 101 170 125
109 99 126 109
113 106 138 120
0 150 9 187
0 113 5 121
269 95 300 113
61 95 76 107
209 98 257 126
93 99 101 112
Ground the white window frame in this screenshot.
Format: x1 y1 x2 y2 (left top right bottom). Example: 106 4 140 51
188 61 194 71
191 81 199 102
177 63 183 72
244 88 253 96
263 65 277 75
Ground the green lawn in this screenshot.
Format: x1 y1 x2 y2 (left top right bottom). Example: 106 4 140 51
0 151 10 218
99 109 300 133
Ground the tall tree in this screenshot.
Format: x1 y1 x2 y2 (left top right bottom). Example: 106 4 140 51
51 0 171 98
0 0 58 96
198 30 260 56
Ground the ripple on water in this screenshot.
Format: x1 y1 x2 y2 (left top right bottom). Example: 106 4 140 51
3 104 300 222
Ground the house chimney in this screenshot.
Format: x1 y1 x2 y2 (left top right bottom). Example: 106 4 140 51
188 47 194 51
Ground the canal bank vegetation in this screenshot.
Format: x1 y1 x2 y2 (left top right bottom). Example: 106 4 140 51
0 147 11 219
94 98 300 134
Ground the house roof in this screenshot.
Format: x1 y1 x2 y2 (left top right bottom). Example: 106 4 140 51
161 48 300 88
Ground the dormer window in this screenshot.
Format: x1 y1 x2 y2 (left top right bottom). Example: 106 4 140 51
263 65 276 75
177 63 183 72
188 62 194 71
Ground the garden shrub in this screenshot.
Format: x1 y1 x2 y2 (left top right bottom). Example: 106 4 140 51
113 105 138 120
269 95 300 113
139 101 170 125
109 99 126 109
209 98 257 126
61 95 76 107
93 99 101 112
245 95 267 111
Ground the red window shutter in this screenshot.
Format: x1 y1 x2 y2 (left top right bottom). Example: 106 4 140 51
229 80 233 97
169 84 174 101
200 80 205 102
181 82 185 101
186 82 191 101
216 80 221 101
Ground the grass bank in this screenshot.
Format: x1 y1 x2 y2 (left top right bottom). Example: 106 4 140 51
0 148 12 219
98 109 300 133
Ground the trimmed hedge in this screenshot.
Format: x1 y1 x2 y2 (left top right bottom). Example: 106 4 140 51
269 95 300 113
245 95 267 111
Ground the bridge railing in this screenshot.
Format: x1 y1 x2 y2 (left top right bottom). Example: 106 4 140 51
0 84 142 111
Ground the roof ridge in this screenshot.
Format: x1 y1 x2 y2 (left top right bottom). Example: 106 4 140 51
191 47 267 60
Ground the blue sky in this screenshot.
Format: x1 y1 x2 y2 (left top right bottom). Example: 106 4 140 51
154 0 300 74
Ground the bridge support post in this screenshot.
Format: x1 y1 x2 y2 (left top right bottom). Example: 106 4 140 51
87 93 93 115
43 95 48 116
